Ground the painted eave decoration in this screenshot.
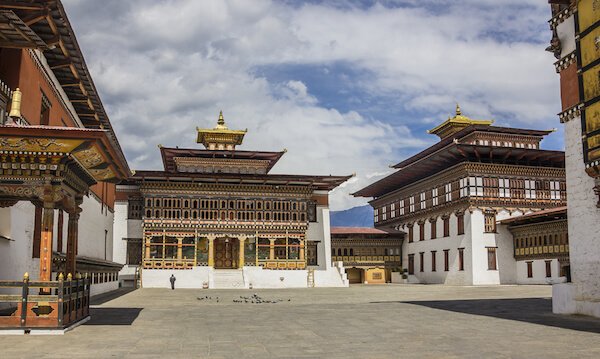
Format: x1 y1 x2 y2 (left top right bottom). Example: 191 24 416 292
0 125 129 183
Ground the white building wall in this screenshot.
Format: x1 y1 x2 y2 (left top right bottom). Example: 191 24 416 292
403 212 472 285
0 202 38 282
517 259 562 285
78 194 114 261
0 195 119 298
306 202 332 270
112 200 142 286
553 116 600 317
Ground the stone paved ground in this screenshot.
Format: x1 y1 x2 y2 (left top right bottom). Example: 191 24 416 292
1 285 600 359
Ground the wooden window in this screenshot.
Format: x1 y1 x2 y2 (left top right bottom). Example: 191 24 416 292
128 199 143 219
457 213 465 235
408 225 414 243
545 260 552 278
419 252 424 272
499 178 511 198
32 206 42 258
487 247 497 270
419 222 425 241
444 249 449 271
432 188 439 206
550 181 561 200
409 196 415 212
430 219 437 239
381 206 387 221
374 208 379 223
431 251 437 272
126 238 142 265
443 216 450 237
445 183 452 202
458 248 464 271
40 91 51 125
527 261 533 278
484 211 496 233
408 254 415 275
420 192 426 210
308 201 317 222
459 178 468 197
525 180 536 199
399 199 405 216
469 177 484 197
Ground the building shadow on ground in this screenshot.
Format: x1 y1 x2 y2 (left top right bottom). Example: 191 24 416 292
85 307 143 326
90 287 137 306
374 298 600 334
85 288 142 325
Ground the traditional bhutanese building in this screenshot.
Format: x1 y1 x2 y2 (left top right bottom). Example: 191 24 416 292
354 106 568 285
0 1 129 332
330 227 403 284
113 112 352 288
548 0 600 318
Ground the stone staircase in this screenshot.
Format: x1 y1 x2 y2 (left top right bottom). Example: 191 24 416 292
212 269 245 289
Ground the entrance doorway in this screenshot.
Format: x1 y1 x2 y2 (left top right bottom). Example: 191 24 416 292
214 237 239 269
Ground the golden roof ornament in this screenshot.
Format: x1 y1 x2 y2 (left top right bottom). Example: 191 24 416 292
427 104 493 140
196 111 247 150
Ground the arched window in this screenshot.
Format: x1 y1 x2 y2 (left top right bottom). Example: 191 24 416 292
343 248 348 256
257 212 262 220
146 210 151 217
229 212 234 220
155 210 159 218
350 248 354 256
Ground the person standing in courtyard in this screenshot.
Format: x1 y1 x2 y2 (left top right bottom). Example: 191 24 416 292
170 274 176 290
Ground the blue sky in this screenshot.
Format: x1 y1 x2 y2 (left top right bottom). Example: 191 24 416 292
63 0 560 210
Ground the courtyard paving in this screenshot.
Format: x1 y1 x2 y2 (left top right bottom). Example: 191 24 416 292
1 284 600 358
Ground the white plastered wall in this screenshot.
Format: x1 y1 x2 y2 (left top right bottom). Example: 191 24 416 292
553 116 600 317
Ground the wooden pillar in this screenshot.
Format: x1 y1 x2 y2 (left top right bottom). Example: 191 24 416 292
207 235 215 267
299 239 305 261
238 236 246 268
269 238 276 260
176 237 183 261
144 236 152 259
39 202 54 285
65 209 80 276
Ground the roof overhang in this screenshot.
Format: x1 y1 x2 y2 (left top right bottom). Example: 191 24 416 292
0 125 130 182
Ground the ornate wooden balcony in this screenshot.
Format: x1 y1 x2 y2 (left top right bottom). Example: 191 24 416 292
0 273 90 333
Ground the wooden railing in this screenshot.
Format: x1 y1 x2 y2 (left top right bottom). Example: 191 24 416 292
332 255 401 264
0 273 90 331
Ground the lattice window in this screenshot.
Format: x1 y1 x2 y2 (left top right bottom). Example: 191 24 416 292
128 199 143 220
445 183 452 202
484 211 496 233
499 178 510 198
382 206 387 221
400 199 405 216
432 188 439 206
374 208 379 223
409 196 415 212
550 181 561 200
469 177 483 197
420 192 426 210
390 203 396 218
459 178 468 197
525 180 536 199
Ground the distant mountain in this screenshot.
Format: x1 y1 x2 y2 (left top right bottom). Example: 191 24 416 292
330 205 374 227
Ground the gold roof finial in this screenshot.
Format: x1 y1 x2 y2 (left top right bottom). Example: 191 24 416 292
456 103 461 116
218 110 225 126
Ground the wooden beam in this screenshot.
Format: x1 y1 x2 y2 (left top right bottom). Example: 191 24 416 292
49 59 72 69
0 40 36 48
0 4 46 11
44 34 60 47
22 10 48 26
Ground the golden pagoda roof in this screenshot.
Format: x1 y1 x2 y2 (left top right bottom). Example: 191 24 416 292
427 104 493 140
196 111 247 149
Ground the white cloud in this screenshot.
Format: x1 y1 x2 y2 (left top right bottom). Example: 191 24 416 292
63 0 558 210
